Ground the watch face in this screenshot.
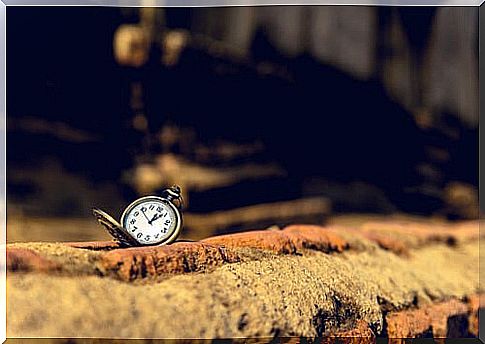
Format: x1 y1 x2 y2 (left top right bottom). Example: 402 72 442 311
121 196 181 245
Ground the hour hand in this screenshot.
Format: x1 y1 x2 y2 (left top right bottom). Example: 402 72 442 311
148 213 161 225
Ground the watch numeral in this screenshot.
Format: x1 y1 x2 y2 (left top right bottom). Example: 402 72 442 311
157 206 162 212
164 220 170 225
141 207 147 212
137 233 142 239
134 211 139 217
130 219 136 224
145 235 150 241
149 205 155 210
131 226 137 232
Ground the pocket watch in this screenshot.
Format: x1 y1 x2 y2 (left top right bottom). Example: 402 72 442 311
93 185 184 247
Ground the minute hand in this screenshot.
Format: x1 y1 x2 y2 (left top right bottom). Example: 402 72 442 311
141 209 151 224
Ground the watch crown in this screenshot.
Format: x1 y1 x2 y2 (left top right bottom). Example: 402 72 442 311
162 185 184 209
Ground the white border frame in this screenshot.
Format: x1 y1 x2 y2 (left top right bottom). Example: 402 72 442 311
1 0 484 6
1 2 482 343
1 1 5 343
0 0 485 7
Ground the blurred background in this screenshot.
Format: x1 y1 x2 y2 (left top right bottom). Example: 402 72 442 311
7 6 479 242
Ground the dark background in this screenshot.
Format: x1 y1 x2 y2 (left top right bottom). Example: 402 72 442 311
6 6 479 241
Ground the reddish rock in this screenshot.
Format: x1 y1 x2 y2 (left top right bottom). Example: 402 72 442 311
331 320 375 343
65 241 120 250
326 220 481 256
466 294 484 337
321 337 374 344
360 220 479 248
98 242 240 281
202 230 297 254
91 226 350 280
7 248 60 273
203 225 349 254
283 225 349 253
385 299 470 338
358 231 410 256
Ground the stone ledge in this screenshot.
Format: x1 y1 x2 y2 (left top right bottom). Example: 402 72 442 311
7 236 481 338
7 220 480 281
6 219 482 338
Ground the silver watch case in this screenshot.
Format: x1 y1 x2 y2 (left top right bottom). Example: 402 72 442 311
93 195 183 247
120 195 183 246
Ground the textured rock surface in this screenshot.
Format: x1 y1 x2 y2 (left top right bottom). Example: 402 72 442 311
6 219 482 339
385 299 471 338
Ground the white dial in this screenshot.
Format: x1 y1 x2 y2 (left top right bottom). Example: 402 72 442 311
121 196 180 245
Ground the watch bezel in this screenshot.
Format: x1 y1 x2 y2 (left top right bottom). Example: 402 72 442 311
120 195 183 246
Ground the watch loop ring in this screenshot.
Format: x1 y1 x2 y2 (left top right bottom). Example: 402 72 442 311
161 185 184 210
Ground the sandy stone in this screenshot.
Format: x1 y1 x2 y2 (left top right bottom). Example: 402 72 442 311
6 219 482 338
7 240 480 338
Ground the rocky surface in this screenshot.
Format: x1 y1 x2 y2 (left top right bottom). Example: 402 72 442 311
7 219 483 339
